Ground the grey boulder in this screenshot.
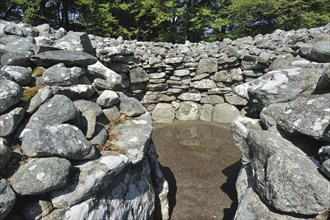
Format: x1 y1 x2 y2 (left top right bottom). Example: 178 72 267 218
260 94 330 142
5 37 35 53
0 80 22 114
212 103 240 124
234 67 325 111
1 51 33 67
26 94 77 129
22 124 97 160
54 31 95 55
247 130 330 215
50 152 129 208
119 93 147 117
96 90 120 108
1 66 32 85
11 157 71 195
42 63 85 86
51 84 95 99
305 41 330 62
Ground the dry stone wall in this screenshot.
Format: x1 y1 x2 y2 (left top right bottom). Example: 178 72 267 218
90 23 330 124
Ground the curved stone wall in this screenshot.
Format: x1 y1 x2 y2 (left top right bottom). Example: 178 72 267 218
90 24 330 124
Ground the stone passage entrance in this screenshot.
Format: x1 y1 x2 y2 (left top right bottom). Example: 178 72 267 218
152 121 241 220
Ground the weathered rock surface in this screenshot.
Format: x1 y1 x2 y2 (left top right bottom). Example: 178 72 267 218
0 80 22 114
22 124 97 160
261 94 330 142
119 93 147 117
0 107 25 137
11 157 71 195
96 90 119 108
50 152 129 208
176 101 201 121
42 63 84 86
0 177 16 219
26 94 77 129
247 130 330 215
0 144 11 171
152 103 175 123
234 67 325 111
212 103 240 124
31 50 97 67
1 66 32 85
111 113 153 163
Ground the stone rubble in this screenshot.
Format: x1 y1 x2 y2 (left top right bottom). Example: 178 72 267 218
0 17 329 219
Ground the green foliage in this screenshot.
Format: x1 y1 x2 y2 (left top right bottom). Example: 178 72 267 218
1 0 329 41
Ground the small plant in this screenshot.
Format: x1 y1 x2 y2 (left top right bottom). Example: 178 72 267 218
95 114 129 155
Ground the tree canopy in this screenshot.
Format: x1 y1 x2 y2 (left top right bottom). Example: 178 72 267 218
1 0 329 42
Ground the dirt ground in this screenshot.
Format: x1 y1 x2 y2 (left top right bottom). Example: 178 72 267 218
152 121 241 220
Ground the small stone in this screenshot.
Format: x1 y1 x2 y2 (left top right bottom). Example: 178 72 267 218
119 93 147 117
96 90 120 108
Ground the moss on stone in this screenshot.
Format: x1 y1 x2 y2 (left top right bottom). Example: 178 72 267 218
22 86 44 102
32 67 46 77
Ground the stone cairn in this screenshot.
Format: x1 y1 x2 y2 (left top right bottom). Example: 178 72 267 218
0 17 329 219
0 20 168 220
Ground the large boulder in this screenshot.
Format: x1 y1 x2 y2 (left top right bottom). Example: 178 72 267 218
44 158 155 220
42 63 85 86
260 93 330 142
22 124 98 160
303 41 330 62
11 157 71 195
247 130 330 215
54 31 95 55
234 67 325 111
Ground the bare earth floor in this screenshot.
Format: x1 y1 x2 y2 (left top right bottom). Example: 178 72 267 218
152 121 241 220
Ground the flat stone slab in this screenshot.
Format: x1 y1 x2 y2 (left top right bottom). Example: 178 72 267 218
11 157 71 195
31 50 97 67
22 124 97 160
